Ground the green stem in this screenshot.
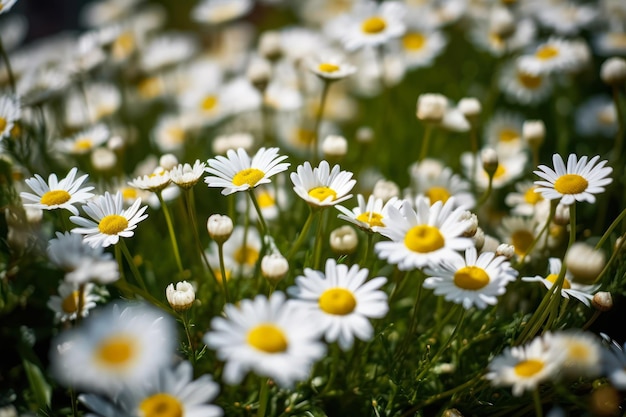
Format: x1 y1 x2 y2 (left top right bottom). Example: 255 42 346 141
114 279 170 311
157 191 184 273
287 208 317 260
312 81 332 164
418 123 434 162
118 238 148 292
532 387 544 417
257 379 270 417
476 174 494 208
401 374 484 417
184 189 220 287
248 189 269 236
519 201 556 266
595 206 626 250
611 86 625 164
361 232 374 267
181 310 196 365
0 37 16 94
312 209 326 269
217 242 231 304
592 235 625 284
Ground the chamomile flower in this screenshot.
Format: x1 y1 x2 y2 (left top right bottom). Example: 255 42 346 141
128 168 171 192
574 95 618 138
505 181 549 217
497 216 544 261
64 82 121 128
70 191 149 248
205 147 290 196
217 225 262 278
47 282 101 323
152 113 193 153
139 32 198 73
375 196 474 271
544 330 602 378
593 30 626 57
20 167 95 216
336 194 401 233
517 37 580 75
460 150 527 191
396 26 447 70
533 154 613 205
498 60 553 105
191 0 252 25
170 160 206 189
236 184 289 222
49 302 177 394
291 160 356 207
204 292 326 387
423 247 517 310
522 258 599 307
535 3 597 36
0 95 20 140
486 334 564 396
484 111 526 156
55 123 110 155
410 166 475 210
288 258 388 350
79 361 223 417
306 53 357 81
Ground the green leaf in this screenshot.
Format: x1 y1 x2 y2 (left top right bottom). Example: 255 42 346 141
22 358 51 410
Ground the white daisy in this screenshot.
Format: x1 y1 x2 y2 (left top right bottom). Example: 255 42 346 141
533 154 613 205
47 231 119 284
336 194 402 233
504 181 549 217
79 361 223 417
535 3 597 36
575 95 618 138
375 196 474 271
468 17 537 58
205 147 290 196
306 52 357 81
592 30 626 57
517 37 580 75
191 0 252 25
410 166 475 210
483 111 526 156
209 225 262 278
290 160 356 208
497 216 544 261
204 292 326 387
498 60 553 105
522 258 599 307
49 302 177 395
423 247 518 310
139 32 198 73
64 82 121 128
55 123 110 155
20 167 95 216
170 159 206 189
396 27 447 70
287 258 388 351
486 334 564 396
70 191 149 248
47 281 101 323
460 150 527 191
151 113 193 153
0 95 20 140
128 168 171 192
236 184 289 222
544 330 602 378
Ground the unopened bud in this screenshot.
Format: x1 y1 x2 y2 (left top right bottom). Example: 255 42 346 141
207 214 234 244
473 227 485 251
322 134 348 159
481 148 499 178
553 203 570 226
259 31 283 62
261 253 289 285
166 281 196 312
600 57 626 87
372 179 400 202
565 242 606 284
247 58 272 93
91 148 117 171
522 120 545 149
159 153 179 170
416 93 447 123
592 291 613 312
457 97 482 120
329 225 358 255
356 126 374 143
496 243 515 259
460 211 478 237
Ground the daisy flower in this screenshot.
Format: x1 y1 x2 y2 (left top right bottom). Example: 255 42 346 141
498 60 553 105
517 37 580 76
204 292 326 387
336 194 401 233
70 191 149 248
410 166 475 210
574 95 618 138
151 113 193 153
191 0 252 25
306 52 357 81
287 258 388 350
64 82 121 128
170 159 207 189
205 147 290 196
504 181 549 217
483 111 526 156
486 334 564 396
593 30 626 57
210 225 262 278
55 123 110 155
460 150 527 191
49 302 177 395
375 196 474 271
544 330 602 378
47 281 101 323
533 154 613 205
522 257 599 307
291 160 356 207
139 32 198 73
128 167 171 192
397 27 447 70
79 361 223 417
423 247 518 310
535 3 597 36
497 216 544 261
20 167 95 216
236 184 289 222
0 95 20 140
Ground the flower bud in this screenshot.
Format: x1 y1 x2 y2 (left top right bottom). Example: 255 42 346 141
166 281 195 312
489 6 515 39
592 291 613 312
600 57 626 87
91 148 117 171
247 58 272 93
372 179 400 202
322 134 348 159
481 148 499 178
329 225 358 255
553 203 570 226
107 135 125 150
460 211 478 237
259 30 283 62
473 227 485 251
564 242 606 284
458 97 481 120
522 120 545 149
159 153 179 170
416 93 447 123
496 243 515 260
356 126 374 143
261 253 289 285
207 214 234 244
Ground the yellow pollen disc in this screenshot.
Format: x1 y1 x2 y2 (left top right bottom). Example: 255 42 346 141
567 342 590 360
61 290 81 314
356 211 385 228
535 45 559 60
517 72 542 89
257 191 275 208
425 186 451 204
489 33 505 49
98 214 129 235
453 266 490 290
201 95 218 111
138 77 162 99
492 164 506 179
553 174 588 195
402 32 426 51
214 268 231 284
296 128 315 145
139 393 183 417
308 186 337 202
74 138 93 152
10 123 21 137
96 334 135 366
511 230 534 256
0 117 7 132
247 324 288 353
232 168 265 187
165 126 185 144
499 128 520 143
40 190 71 206
546 273 571 289
234 246 259 266
113 32 135 60
404 225 445 253
514 359 544 377
318 63 340 73
361 16 387 34
524 187 543 205
319 288 357 315
122 187 138 200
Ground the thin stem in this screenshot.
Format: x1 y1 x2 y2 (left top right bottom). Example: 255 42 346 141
532 387 544 417
184 189 220 286
156 191 184 273
217 242 231 304
360 232 374 267
248 189 269 236
181 310 196 365
592 235 625 284
0 38 16 94
519 201 556 266
611 86 625 164
287 208 317 260
257 379 270 417
595 207 626 250
418 123 434 162
118 238 148 292
312 209 326 269
312 81 332 164
401 374 484 417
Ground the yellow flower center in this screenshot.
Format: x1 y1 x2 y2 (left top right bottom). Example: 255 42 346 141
98 214 129 235
425 186 451 204
318 63 340 73
61 290 82 314
201 95 218 112
95 334 136 367
402 32 426 51
319 288 357 315
257 191 275 208
247 324 288 353
295 128 315 145
234 245 259 266
546 273 571 289
232 168 264 187
40 190 71 206
112 31 135 60
489 33 505 49
11 122 21 137
139 393 183 417
0 117 7 132
138 77 162 99
553 174 588 195
404 225 445 253
122 187 138 200
498 128 520 143
517 71 543 89
356 211 385 228
74 138 93 152
453 266 490 290
567 341 590 360
511 230 534 256
535 45 559 60
514 359 544 377
492 164 506 179
308 186 337 202
524 187 543 205
361 16 387 34
165 126 185 144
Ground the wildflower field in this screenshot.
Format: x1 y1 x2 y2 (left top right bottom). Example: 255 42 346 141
2 0 626 416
